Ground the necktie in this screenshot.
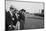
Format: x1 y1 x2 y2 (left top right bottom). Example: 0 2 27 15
12 13 15 21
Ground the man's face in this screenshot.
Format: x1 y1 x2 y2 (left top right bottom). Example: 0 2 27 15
22 11 25 14
10 9 14 13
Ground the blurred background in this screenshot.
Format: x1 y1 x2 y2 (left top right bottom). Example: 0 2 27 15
6 0 44 30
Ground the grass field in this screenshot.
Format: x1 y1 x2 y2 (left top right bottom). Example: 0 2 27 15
24 14 44 29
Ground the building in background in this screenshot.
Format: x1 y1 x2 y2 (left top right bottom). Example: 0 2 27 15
6 1 44 14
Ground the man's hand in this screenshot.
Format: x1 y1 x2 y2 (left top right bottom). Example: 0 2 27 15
12 18 14 20
9 25 11 27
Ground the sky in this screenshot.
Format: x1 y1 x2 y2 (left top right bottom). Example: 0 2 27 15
6 1 44 13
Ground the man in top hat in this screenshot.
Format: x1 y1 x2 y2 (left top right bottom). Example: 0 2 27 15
19 9 26 30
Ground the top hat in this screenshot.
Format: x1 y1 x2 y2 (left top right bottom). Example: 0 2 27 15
20 9 26 12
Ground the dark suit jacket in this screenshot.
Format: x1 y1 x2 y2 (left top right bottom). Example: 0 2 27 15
5 11 8 30
19 12 25 21
6 11 17 26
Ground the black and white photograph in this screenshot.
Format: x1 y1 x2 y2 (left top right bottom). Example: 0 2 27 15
5 0 44 31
